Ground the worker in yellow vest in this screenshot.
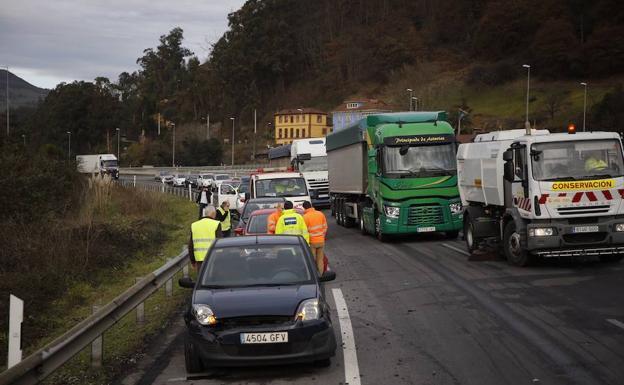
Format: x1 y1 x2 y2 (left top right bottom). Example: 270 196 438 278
275 201 310 244
189 206 222 268
216 201 232 237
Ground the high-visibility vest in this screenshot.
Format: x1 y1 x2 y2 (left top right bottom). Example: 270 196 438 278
267 209 282 234
585 157 607 172
304 208 328 243
275 209 310 244
191 218 220 262
217 207 231 231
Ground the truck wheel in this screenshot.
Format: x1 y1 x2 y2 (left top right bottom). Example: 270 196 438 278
599 254 623 263
464 216 480 253
344 203 355 228
184 337 204 374
374 210 388 242
359 208 367 235
336 199 344 226
503 221 532 267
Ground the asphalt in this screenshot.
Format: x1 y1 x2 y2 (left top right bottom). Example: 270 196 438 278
117 212 624 385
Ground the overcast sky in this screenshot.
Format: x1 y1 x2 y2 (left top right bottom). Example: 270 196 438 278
1 0 247 89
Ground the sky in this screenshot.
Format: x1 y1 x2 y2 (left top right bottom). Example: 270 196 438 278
0 0 247 89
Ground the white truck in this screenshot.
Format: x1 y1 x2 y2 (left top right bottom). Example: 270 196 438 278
290 138 330 207
247 170 311 208
76 154 119 179
457 128 624 266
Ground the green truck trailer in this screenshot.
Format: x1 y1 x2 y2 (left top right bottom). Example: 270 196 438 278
327 112 463 241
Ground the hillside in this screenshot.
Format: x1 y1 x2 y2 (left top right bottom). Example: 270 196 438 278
0 69 49 108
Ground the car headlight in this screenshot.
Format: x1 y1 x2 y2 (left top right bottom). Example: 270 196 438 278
449 202 463 214
192 304 217 326
528 227 555 237
615 224 624 232
295 298 320 321
384 205 400 218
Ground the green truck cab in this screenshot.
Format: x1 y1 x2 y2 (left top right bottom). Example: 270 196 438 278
327 112 462 241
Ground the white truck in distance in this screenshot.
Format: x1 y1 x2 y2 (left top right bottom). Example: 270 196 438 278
290 138 330 207
457 129 624 266
76 154 119 179
247 171 311 208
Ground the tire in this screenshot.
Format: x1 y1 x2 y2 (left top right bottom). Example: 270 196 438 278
464 215 480 253
184 337 204 374
344 201 355 228
503 221 533 267
445 230 460 239
336 199 344 226
600 254 624 263
359 208 368 235
314 358 331 368
374 209 388 242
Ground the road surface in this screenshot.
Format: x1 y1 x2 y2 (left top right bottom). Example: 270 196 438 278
119 214 624 385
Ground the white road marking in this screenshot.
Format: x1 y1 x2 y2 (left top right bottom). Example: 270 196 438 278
332 288 361 385
606 318 624 330
442 243 470 256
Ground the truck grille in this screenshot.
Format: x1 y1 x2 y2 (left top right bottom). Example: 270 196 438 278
557 205 610 215
408 205 444 226
308 179 329 195
562 232 607 244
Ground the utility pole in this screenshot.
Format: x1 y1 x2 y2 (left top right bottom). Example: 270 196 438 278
21 134 25 146
230 117 235 166
207 113 210 140
412 97 419 112
253 109 257 160
116 128 120 163
4 66 9 136
171 123 176 167
457 109 469 136
157 113 161 136
66 131 71 160
580 82 588 131
522 64 531 134
406 88 413 111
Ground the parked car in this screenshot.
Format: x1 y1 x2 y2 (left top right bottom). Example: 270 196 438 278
212 173 230 188
197 173 215 188
178 235 337 372
185 174 199 188
155 171 174 184
236 176 251 216
243 208 304 236
235 197 286 236
155 171 168 181
173 174 187 187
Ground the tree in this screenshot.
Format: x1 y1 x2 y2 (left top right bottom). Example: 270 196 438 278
544 91 569 120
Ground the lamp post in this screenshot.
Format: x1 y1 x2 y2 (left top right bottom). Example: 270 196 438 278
406 88 414 111
253 109 257 160
230 117 235 166
21 134 25 146
66 131 71 160
580 82 588 132
4 66 9 136
201 114 210 140
115 128 120 163
412 97 419 111
171 123 176 167
522 64 531 134
457 109 469 136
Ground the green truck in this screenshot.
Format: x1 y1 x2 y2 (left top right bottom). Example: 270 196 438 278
327 112 462 241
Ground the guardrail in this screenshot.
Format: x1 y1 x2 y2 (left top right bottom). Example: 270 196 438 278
117 177 200 202
0 251 190 385
120 164 263 176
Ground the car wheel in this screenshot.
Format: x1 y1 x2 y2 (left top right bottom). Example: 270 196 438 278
503 221 532 267
600 254 623 263
314 358 331 368
184 337 204 374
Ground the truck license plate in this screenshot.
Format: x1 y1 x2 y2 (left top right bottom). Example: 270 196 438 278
417 227 436 233
240 332 288 344
572 226 599 233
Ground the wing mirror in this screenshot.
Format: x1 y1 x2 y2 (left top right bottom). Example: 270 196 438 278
503 149 513 162
178 277 195 288
504 161 514 182
319 270 336 282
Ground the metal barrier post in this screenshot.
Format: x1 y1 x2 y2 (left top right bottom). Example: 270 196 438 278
188 185 192 201
165 259 173 297
183 264 189 279
133 175 136 187
91 305 102 368
136 278 145 324
7 295 23 368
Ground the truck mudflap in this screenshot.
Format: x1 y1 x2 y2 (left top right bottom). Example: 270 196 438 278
535 246 624 258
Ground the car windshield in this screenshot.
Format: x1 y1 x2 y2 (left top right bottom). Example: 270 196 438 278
247 214 270 234
102 160 118 167
255 178 308 197
216 175 229 180
298 156 328 172
239 183 249 193
201 245 313 287
200 174 213 179
383 143 457 177
242 201 282 221
531 139 624 181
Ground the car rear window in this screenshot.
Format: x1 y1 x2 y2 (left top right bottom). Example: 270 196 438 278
242 201 281 220
247 214 269 234
201 245 313 287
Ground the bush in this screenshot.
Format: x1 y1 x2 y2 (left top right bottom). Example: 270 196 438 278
467 61 518 86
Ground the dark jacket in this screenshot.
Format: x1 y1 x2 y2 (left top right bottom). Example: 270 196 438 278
195 189 212 204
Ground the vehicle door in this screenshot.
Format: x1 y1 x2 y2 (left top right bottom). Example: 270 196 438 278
219 183 238 208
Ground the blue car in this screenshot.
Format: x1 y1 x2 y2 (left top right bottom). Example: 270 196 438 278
179 235 337 372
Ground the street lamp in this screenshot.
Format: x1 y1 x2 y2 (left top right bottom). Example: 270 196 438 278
457 109 469 136
230 117 235 166
171 123 176 167
201 114 210 140
580 82 588 132
115 128 120 163
406 88 413 111
411 97 419 111
21 134 25 146
522 64 531 134
66 131 71 160
3 66 9 136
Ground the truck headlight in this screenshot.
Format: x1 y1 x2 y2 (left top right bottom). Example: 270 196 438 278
192 304 217 326
449 202 463 214
615 224 624 232
384 205 400 218
295 299 320 321
528 227 555 237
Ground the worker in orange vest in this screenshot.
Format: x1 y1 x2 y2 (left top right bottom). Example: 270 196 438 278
267 202 284 234
302 201 328 274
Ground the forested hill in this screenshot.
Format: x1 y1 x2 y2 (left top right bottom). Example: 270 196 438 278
0 70 49 108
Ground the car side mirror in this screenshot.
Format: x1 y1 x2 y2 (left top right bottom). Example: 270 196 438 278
319 270 336 282
503 149 513 162
504 161 514 182
178 277 195 288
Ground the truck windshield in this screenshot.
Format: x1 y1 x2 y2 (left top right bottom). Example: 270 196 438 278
383 143 456 177
531 139 624 181
102 160 118 168
255 178 309 197
298 156 328 172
